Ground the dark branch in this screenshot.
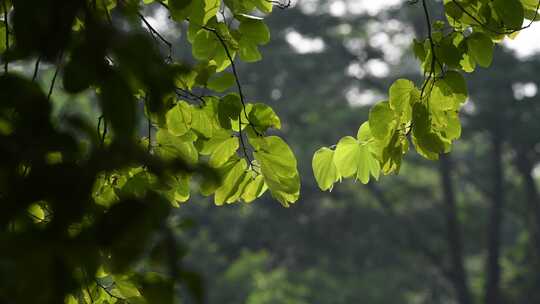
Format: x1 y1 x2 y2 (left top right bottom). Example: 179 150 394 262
32 56 41 82
137 11 173 60
420 0 442 100
3 0 8 73
47 52 63 101
200 24 263 165
95 279 127 302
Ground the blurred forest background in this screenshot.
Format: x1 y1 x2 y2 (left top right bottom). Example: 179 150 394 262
31 0 540 303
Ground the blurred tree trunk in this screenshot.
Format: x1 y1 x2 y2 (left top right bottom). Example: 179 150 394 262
515 148 540 258
485 134 504 304
439 154 472 304
515 148 540 292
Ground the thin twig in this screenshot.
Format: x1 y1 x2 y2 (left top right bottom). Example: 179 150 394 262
200 25 261 135
95 280 127 302
175 86 206 104
155 0 169 9
118 0 172 59
3 0 9 73
419 0 441 100
138 11 172 49
137 11 173 60
47 52 63 101
32 56 41 82
199 24 266 165
26 211 50 223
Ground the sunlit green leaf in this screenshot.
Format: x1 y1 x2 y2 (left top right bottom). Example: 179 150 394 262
209 137 239 168
241 174 268 203
252 136 300 206
369 101 395 140
356 144 380 184
214 159 248 205
333 136 360 178
166 102 192 136
312 147 339 191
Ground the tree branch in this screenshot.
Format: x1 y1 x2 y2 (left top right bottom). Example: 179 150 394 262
32 57 41 82
47 52 63 101
420 0 443 100
450 0 540 35
3 0 9 73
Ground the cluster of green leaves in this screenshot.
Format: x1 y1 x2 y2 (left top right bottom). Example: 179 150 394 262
146 0 299 207
312 0 539 191
0 0 299 303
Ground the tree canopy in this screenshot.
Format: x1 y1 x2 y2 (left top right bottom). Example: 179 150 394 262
0 0 539 303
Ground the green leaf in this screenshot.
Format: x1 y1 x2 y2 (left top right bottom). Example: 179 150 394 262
169 0 193 21
207 72 235 92
100 73 136 139
436 36 464 69
200 129 233 155
191 106 214 138
192 30 219 60
166 102 192 136
356 144 380 184
430 71 468 111
412 103 445 157
200 158 237 196
460 53 476 73
248 103 281 132
172 174 191 205
156 129 198 163
121 171 156 198
209 137 239 168
412 38 426 62
312 147 340 191
333 136 360 178
493 0 525 31
252 136 300 206
444 1 463 22
27 203 45 222
444 112 462 140
252 0 273 13
238 38 262 62
226 171 254 203
522 0 540 10
190 0 220 25
218 93 243 129
94 182 119 207
369 101 395 140
241 174 268 203
214 159 248 205
0 23 6 54
467 32 494 68
239 18 271 45
357 122 372 142
411 133 439 160
381 131 405 174
389 79 418 120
